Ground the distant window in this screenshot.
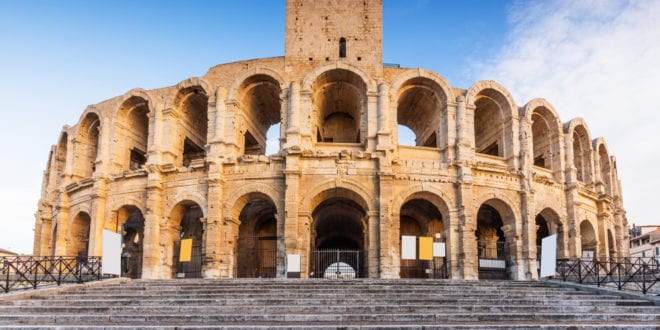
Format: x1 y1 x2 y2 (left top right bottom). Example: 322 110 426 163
656 246 659 256
339 37 346 58
642 251 646 257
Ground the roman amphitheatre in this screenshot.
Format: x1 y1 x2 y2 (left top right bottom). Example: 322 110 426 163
33 0 627 281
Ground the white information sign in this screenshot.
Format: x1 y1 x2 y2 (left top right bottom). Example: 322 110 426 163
582 250 594 260
401 235 417 260
540 234 557 278
102 230 121 276
432 242 446 257
286 254 301 273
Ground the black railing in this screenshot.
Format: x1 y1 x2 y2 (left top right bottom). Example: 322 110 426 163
1 256 103 293
556 257 660 294
312 250 362 278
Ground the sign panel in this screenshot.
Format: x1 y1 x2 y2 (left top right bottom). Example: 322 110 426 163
540 234 557 278
433 242 446 257
179 238 193 262
581 250 594 260
101 230 121 276
287 254 301 272
418 237 433 260
401 235 417 260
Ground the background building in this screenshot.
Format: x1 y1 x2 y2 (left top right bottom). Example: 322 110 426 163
33 0 628 280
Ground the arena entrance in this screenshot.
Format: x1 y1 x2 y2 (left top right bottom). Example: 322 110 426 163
399 198 446 279
235 195 278 278
170 203 204 279
310 196 366 278
476 202 514 280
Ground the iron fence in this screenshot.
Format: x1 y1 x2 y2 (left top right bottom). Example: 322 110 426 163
312 250 362 278
400 258 448 279
556 257 660 294
172 240 203 279
1 256 103 293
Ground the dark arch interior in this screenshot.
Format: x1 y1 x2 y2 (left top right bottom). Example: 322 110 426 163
236 197 278 278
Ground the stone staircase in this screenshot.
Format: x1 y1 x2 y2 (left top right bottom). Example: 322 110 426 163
0 279 658 329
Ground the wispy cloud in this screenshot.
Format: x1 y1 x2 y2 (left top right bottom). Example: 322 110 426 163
475 0 660 226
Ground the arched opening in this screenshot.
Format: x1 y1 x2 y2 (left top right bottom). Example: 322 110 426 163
530 107 559 171
474 90 506 157
167 202 204 278
174 86 208 167
235 194 278 278
396 78 444 148
339 37 346 58
106 205 144 279
579 220 597 259
313 69 365 144
49 133 67 196
399 198 444 278
311 193 367 278
475 200 516 279
238 75 282 155
607 229 616 258
598 144 612 195
572 125 592 183
115 96 149 172
534 208 564 264
68 212 91 257
75 113 100 178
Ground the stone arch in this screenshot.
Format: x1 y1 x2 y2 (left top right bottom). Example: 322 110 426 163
607 228 616 258
227 68 286 102
392 188 452 222
593 138 613 195
522 99 563 173
474 197 518 280
534 207 565 260
564 118 594 184
67 211 91 257
579 219 597 258
164 199 205 278
391 73 450 148
107 204 145 279
301 179 372 214
74 111 102 179
467 81 518 158
112 93 151 172
48 131 69 197
224 182 283 221
172 78 210 167
165 192 208 220
395 190 449 279
230 72 284 155
308 186 370 278
302 63 375 146
231 191 279 278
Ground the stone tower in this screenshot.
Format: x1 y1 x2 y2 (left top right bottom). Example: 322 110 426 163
285 0 383 76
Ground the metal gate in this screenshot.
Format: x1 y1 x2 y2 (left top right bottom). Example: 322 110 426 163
172 240 203 279
400 257 448 279
312 249 362 278
478 241 507 279
235 236 277 278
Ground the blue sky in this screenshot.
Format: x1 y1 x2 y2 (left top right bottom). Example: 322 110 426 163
1 0 658 254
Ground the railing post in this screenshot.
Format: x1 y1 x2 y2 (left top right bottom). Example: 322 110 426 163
3 259 9 293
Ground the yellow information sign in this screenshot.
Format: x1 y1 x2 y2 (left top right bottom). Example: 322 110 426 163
179 238 193 262
418 236 433 260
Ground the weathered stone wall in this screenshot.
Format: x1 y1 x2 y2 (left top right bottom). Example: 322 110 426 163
33 0 628 281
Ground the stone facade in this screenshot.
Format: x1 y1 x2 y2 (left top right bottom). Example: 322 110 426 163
33 0 628 280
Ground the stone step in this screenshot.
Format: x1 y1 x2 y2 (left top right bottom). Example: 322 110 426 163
1 297 649 307
0 324 657 330
0 303 657 315
0 312 658 325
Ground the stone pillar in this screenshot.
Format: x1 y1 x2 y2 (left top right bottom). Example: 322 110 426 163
285 82 301 148
444 100 457 162
518 115 536 280
455 96 471 161
54 197 70 256
204 174 223 278
284 153 302 276
445 208 460 278
160 107 179 165
366 90 379 150
147 103 163 165
142 169 164 279
378 173 394 278
88 180 108 256
367 211 380 278
376 83 391 151
455 94 476 279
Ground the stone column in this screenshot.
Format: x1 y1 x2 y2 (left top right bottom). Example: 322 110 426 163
367 211 380 278
88 180 108 256
378 173 394 278
376 83 391 151
203 174 223 278
285 82 301 148
147 103 163 165
142 169 164 279
160 107 179 165
444 100 457 162
284 153 302 276
366 90 379 150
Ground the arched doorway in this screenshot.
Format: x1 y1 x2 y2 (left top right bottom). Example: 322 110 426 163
235 195 278 278
68 212 91 257
475 200 516 280
607 229 616 259
399 198 444 278
106 205 145 279
579 220 597 260
168 202 204 278
310 195 366 278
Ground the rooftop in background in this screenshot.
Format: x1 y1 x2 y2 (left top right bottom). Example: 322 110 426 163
0 248 19 257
